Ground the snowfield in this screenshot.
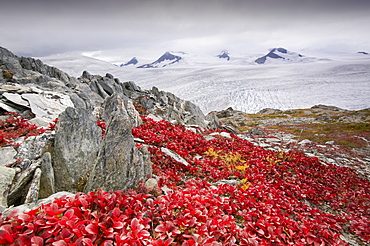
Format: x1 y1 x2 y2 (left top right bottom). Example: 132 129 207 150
38 52 370 114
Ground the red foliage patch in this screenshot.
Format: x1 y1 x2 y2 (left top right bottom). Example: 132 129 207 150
1 115 369 245
0 112 46 148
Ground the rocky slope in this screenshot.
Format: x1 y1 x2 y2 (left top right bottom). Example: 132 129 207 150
0 46 213 211
213 105 370 179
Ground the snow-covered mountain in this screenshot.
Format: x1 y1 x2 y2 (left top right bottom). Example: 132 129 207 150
217 50 230 61
38 50 370 114
255 47 316 64
137 51 183 68
120 57 138 67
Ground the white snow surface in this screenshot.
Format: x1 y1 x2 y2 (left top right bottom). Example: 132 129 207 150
38 52 370 114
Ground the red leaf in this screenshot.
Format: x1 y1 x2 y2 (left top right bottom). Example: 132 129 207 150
82 238 94 246
31 236 44 246
112 207 121 218
52 240 68 246
63 208 74 219
102 240 114 246
0 229 14 244
85 224 99 234
131 218 144 233
79 197 89 209
113 221 124 229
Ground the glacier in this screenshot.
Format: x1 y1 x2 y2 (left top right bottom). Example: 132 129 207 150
37 51 370 114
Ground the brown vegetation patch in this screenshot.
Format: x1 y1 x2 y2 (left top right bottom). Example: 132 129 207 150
268 122 370 148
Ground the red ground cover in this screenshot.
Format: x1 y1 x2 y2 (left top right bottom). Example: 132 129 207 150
1 116 369 245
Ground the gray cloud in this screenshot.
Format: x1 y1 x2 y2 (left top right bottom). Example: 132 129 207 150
1 0 369 57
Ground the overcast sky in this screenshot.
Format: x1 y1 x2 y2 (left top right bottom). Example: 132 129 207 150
1 0 369 61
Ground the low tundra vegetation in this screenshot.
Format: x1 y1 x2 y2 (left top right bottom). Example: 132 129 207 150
0 112 57 148
0 115 369 245
268 122 370 148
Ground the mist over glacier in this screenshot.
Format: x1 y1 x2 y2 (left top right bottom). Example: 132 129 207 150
38 51 370 114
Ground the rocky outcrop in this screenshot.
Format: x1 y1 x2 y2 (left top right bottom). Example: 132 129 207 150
0 146 17 167
0 166 16 209
53 107 102 192
77 71 209 128
0 45 214 211
84 95 152 192
38 152 55 199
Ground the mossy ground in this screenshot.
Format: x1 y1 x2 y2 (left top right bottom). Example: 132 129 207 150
222 106 370 150
268 122 370 148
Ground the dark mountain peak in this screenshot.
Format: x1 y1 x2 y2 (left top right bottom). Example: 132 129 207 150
120 57 138 67
157 51 182 63
271 47 288 54
255 47 304 64
358 51 369 55
217 50 230 61
137 51 182 68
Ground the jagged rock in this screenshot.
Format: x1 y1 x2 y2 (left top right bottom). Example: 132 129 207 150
84 94 152 192
221 125 239 134
53 107 101 192
0 46 77 88
18 56 78 88
148 86 207 128
216 179 241 186
0 146 17 167
0 100 23 113
28 117 50 128
78 68 208 129
299 139 312 145
2 92 29 107
21 91 74 120
39 152 55 199
16 131 54 161
145 178 158 191
24 168 41 204
74 83 104 109
0 166 16 208
161 147 189 166
257 108 283 115
248 127 266 136
124 100 142 127
205 112 221 129
210 132 232 138
7 159 40 206
90 79 109 98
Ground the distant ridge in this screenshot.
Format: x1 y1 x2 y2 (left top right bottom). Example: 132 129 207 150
138 51 182 68
217 50 230 61
255 47 306 64
120 57 138 67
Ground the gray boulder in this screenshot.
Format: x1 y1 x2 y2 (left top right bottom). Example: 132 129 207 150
0 147 17 167
7 159 40 206
24 168 41 204
0 166 16 208
53 107 102 192
16 131 54 161
84 94 152 192
39 152 55 199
